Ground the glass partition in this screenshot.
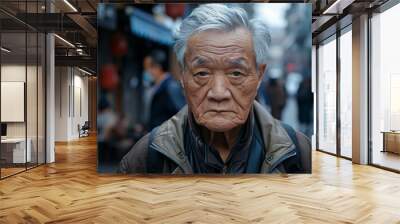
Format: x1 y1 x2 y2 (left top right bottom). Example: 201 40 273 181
317 36 337 154
339 28 352 158
0 0 46 179
1 30 28 177
371 3 400 171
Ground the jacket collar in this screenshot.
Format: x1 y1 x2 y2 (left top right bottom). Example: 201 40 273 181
149 106 193 173
253 102 296 172
150 101 295 174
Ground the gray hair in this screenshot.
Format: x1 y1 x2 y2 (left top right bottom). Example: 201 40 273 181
173 4 271 68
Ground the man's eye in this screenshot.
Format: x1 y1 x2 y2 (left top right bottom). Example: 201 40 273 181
194 71 209 77
230 71 244 77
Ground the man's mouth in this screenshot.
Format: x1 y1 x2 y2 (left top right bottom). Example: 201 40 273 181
206 110 234 113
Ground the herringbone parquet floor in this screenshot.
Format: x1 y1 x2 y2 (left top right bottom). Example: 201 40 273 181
1 135 400 223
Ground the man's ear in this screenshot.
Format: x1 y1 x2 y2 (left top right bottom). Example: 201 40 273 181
258 64 267 79
257 64 267 90
179 73 185 89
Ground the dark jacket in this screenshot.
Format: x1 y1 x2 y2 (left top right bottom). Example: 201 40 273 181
119 101 311 174
148 75 185 130
265 79 287 120
296 78 313 124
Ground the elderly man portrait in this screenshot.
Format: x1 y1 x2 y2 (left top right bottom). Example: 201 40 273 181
119 4 311 174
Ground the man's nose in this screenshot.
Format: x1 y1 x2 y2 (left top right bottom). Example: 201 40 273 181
207 74 231 102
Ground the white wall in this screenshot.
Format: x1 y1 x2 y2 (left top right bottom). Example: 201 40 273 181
1 65 39 138
55 67 69 141
71 72 89 138
1 65 26 138
54 67 89 141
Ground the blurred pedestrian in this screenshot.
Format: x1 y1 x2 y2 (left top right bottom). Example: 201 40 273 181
97 96 117 142
265 78 287 120
296 77 313 137
143 50 186 130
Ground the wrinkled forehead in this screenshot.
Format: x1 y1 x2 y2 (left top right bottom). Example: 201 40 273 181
184 28 256 67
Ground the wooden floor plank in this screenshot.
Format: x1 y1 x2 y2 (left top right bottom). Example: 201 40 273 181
0 135 400 223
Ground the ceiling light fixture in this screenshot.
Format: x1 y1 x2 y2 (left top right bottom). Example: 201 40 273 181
63 0 78 12
1 47 11 53
54 34 75 48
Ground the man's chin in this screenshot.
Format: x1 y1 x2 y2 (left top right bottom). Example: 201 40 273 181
194 112 244 132
202 120 240 132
